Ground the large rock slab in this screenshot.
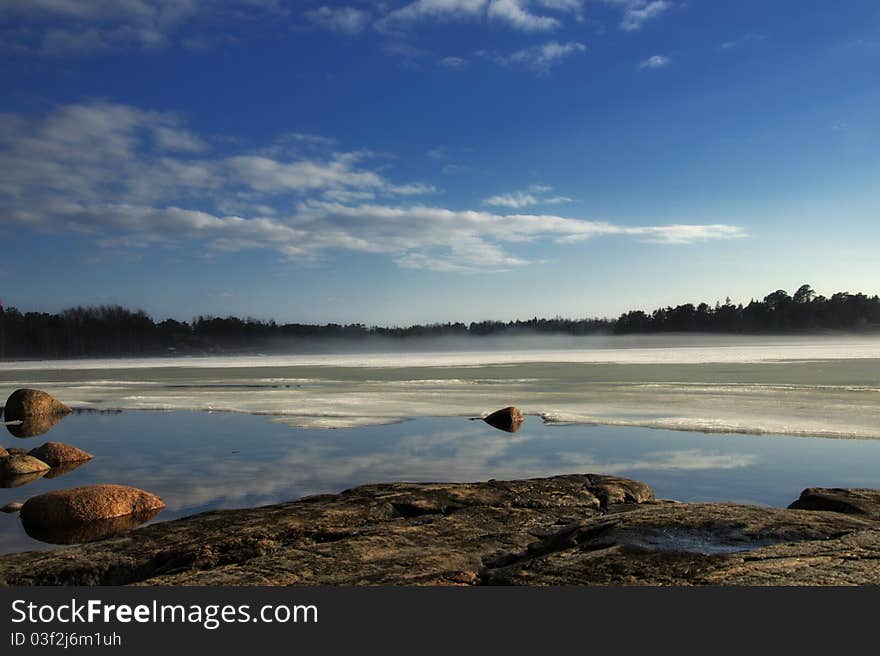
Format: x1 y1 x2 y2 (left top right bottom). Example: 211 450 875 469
0 476 878 586
3 389 71 422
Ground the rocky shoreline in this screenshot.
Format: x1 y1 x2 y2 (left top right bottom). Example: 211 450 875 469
1 474 879 586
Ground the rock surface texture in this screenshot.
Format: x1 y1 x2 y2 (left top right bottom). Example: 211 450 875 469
0 474 878 586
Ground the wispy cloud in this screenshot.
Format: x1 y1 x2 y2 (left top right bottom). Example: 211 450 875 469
0 0 288 54
375 0 584 34
601 0 671 32
638 54 670 69
305 6 371 35
0 102 746 273
488 40 587 73
439 55 469 69
483 185 574 208
720 32 767 50
487 0 561 32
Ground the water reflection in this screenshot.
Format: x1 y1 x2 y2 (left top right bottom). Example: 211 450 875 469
1 410 880 554
21 508 163 545
43 461 90 479
5 413 66 438
0 470 47 488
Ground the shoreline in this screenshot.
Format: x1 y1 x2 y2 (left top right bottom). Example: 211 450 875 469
2 473 878 586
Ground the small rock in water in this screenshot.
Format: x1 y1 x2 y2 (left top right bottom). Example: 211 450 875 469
28 442 93 467
1 502 23 513
3 389 71 422
483 406 525 433
20 484 165 527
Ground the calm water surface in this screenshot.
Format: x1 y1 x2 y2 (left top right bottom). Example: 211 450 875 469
2 409 880 554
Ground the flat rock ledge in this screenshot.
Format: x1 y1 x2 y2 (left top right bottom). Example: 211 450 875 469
1 476 878 586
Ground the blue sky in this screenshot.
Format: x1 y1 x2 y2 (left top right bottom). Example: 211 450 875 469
0 1 878 325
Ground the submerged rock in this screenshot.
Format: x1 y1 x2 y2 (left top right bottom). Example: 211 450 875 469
19 484 165 528
0 455 50 477
3 389 71 422
6 413 67 439
28 442 93 467
1 502 23 513
482 406 525 433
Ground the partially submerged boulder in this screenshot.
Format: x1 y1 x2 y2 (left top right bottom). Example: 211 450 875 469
0 455 50 477
3 389 71 422
6 413 66 439
483 406 525 433
20 484 165 528
28 442 93 467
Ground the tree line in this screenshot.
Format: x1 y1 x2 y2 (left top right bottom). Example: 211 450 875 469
1 284 878 359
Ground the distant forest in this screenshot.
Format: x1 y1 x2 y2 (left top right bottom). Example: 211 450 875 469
1 284 879 360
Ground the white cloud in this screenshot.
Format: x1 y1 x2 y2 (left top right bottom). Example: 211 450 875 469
377 0 489 32
0 102 746 273
377 0 584 33
439 56 469 69
483 185 574 208
600 0 671 32
487 0 560 32
305 6 370 34
638 54 670 69
494 40 586 72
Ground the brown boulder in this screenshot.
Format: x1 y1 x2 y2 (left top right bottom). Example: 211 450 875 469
20 484 165 528
28 442 93 467
483 406 525 433
6 413 66 438
0 455 50 477
4 389 71 422
0 445 7 458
